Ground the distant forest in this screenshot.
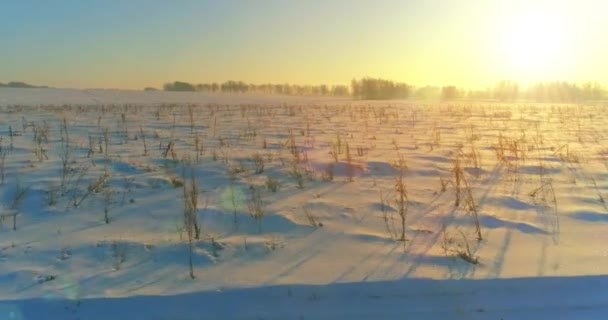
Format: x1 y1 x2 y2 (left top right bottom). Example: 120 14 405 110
160 78 607 102
0 81 49 89
1 79 603 102
159 81 351 97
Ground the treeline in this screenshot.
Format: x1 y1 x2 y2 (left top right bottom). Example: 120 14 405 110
162 78 412 99
162 81 350 96
434 81 606 102
0 81 49 89
158 79 607 102
524 81 605 102
350 78 411 100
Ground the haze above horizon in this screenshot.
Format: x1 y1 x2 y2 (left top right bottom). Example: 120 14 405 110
2 0 607 89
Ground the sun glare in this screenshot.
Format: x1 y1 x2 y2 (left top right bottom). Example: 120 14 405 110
500 9 574 81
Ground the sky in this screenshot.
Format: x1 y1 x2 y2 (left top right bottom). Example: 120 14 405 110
1 0 607 89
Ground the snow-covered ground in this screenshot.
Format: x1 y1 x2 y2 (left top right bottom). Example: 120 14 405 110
1 88 608 319
0 87 350 106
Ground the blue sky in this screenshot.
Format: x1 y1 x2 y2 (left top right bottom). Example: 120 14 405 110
2 0 607 89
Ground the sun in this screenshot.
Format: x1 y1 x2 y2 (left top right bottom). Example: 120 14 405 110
499 9 574 81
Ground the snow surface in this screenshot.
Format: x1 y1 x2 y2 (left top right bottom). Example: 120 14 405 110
1 88 608 319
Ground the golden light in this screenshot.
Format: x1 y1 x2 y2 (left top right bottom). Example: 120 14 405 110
499 8 575 80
